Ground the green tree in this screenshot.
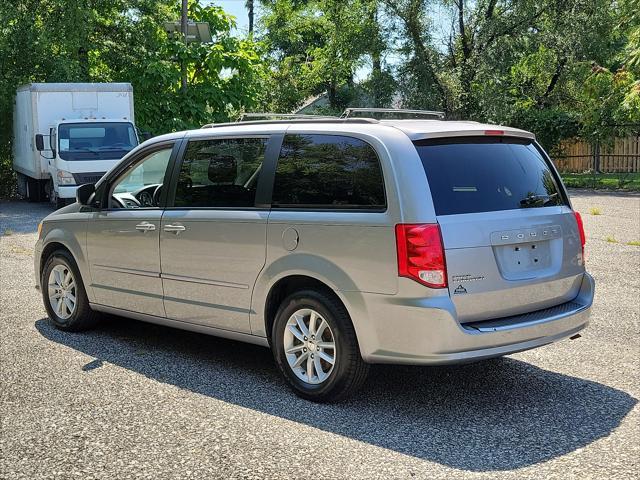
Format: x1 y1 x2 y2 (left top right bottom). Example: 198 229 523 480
0 0 266 196
129 1 266 132
258 0 393 113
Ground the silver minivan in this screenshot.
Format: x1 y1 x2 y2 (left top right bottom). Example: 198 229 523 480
35 111 594 402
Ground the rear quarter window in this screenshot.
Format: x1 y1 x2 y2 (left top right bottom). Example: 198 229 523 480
414 137 567 216
272 134 386 210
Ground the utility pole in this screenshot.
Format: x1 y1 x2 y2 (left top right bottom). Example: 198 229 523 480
181 0 188 94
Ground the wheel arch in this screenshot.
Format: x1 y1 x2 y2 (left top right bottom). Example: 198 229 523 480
251 255 370 356
39 230 94 302
263 275 343 343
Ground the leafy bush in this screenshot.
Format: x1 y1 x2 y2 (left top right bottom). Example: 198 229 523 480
0 155 17 199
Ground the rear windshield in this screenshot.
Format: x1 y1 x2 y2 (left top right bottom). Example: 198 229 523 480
414 137 566 216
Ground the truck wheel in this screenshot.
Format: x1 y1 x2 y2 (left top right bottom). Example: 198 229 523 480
16 173 28 198
48 179 68 209
271 289 369 402
41 249 100 332
25 178 43 202
55 197 68 209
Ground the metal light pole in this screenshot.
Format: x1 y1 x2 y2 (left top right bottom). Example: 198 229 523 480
181 0 188 94
164 3 211 95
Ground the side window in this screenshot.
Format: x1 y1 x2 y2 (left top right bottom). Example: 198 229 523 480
110 147 173 209
173 138 267 208
272 134 386 209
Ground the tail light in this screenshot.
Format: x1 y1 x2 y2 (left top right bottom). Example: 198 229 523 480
574 211 586 259
395 224 447 288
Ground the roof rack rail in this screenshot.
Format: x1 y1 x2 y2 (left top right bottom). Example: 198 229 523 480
341 108 445 120
239 112 338 121
201 118 379 128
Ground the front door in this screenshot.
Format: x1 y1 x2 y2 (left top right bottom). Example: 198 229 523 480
86 144 176 316
160 136 271 333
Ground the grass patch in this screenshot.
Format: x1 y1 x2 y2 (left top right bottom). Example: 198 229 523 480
589 207 602 215
560 172 640 191
626 240 640 246
3 229 13 236
605 235 619 243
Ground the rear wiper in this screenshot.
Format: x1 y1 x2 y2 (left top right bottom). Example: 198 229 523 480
519 193 558 208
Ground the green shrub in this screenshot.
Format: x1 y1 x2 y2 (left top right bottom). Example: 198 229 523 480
0 155 17 199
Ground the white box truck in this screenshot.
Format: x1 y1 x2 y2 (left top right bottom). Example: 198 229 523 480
13 83 139 208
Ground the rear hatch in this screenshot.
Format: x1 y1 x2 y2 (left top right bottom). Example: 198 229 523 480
414 135 585 323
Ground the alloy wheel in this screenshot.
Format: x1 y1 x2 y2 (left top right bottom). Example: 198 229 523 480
48 264 77 320
283 308 337 385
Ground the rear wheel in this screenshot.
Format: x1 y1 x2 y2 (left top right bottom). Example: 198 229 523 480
271 290 369 402
41 250 100 331
24 176 44 202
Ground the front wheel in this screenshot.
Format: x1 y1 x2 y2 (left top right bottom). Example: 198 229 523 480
271 290 369 402
41 250 100 331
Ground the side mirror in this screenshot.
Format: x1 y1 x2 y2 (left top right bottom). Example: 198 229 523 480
76 183 96 206
35 134 45 151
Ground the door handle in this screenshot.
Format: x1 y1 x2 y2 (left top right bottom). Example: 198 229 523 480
164 224 186 234
135 222 156 232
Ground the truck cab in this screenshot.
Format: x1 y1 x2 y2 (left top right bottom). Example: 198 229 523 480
41 119 138 206
13 83 139 208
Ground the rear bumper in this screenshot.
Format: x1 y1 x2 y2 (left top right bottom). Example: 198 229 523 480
348 273 594 365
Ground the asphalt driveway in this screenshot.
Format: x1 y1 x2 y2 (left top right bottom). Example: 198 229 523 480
1 190 638 479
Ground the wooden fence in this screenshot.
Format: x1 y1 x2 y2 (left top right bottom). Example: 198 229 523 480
552 136 640 173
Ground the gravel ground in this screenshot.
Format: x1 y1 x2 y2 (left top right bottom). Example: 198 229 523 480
1 191 638 480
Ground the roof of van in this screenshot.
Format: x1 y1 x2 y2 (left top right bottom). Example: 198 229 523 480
144 118 535 146
17 83 133 93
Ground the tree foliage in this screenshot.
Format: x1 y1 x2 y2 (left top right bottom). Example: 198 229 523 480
258 0 639 150
0 0 638 197
258 0 395 112
0 0 265 149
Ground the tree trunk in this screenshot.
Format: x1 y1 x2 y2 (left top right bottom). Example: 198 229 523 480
181 0 188 94
78 46 89 80
328 79 337 109
246 0 254 34
371 5 383 107
456 0 473 117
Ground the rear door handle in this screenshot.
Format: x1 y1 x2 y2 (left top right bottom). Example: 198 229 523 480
135 222 156 232
164 224 186 234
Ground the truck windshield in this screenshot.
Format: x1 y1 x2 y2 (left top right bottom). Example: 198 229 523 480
58 122 137 161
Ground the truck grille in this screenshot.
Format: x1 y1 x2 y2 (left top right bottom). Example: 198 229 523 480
72 172 106 184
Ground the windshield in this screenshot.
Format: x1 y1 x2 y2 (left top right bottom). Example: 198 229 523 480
58 122 137 161
414 136 566 216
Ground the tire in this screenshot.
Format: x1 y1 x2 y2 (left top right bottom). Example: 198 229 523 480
271 289 369 402
26 177 43 202
41 250 100 332
55 196 68 209
48 179 69 209
16 173 28 198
